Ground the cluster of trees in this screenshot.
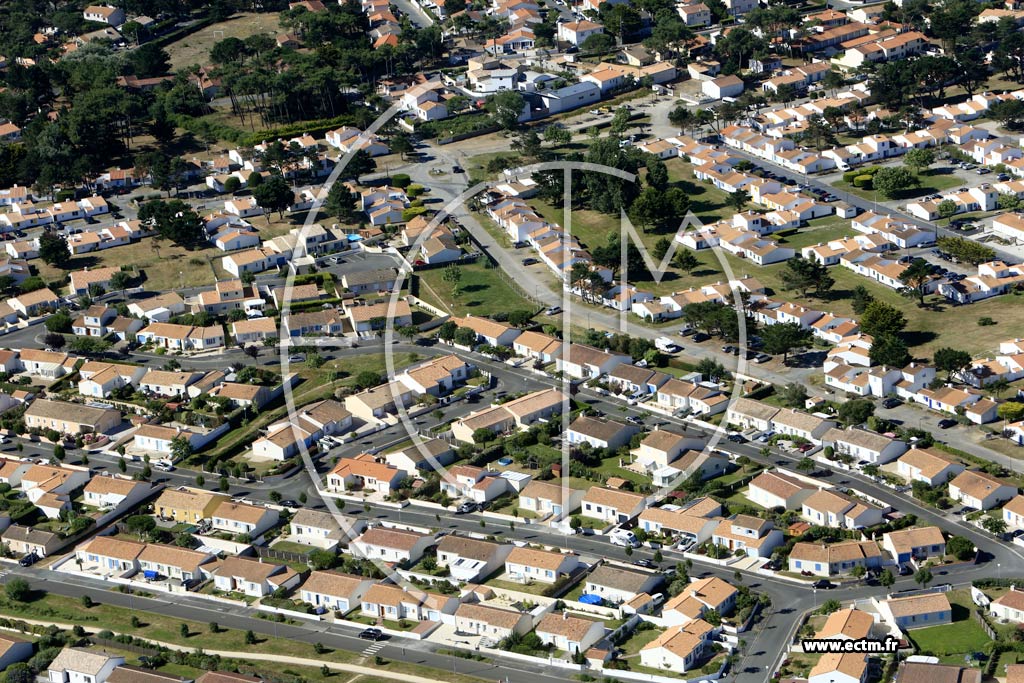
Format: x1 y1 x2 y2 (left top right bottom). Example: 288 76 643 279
681 301 750 343
936 236 997 265
780 255 834 298
0 0 445 193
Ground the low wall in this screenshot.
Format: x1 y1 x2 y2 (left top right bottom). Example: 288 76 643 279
257 604 321 622
408 295 449 319
193 534 252 555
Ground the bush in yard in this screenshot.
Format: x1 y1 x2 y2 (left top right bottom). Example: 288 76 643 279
402 206 427 222
853 174 873 188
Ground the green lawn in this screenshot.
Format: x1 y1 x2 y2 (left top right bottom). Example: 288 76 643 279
595 454 651 487
93 644 367 683
573 515 608 530
906 603 991 657
416 259 537 317
664 158 736 224
830 166 964 202
995 649 1024 677
268 540 316 555
618 627 663 656
774 217 858 251
715 248 1024 358
485 577 554 595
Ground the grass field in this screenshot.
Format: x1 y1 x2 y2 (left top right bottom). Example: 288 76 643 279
92 643 369 683
34 238 220 291
0 592 488 683
485 576 552 595
707 243 1024 358
34 209 301 291
774 218 857 251
830 166 964 202
166 13 282 70
595 454 649 487
416 259 537 317
665 159 738 225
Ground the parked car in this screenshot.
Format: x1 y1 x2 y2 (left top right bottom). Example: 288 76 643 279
626 415 644 425
18 553 38 567
881 397 902 409
812 579 835 589
359 628 384 641
727 433 747 443
977 167 991 175
692 332 711 343
633 558 657 569
754 353 772 364
937 418 958 429
455 501 481 514
522 258 538 266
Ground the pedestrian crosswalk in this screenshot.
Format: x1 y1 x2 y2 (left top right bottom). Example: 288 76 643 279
361 641 386 656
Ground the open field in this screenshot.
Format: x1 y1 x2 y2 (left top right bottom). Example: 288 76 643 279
830 167 964 202
520 200 1017 355
416 259 537 317
664 159 738 225
34 209 301 291
166 13 282 70
35 239 220 292
774 218 857 251
94 644 364 683
724 250 1024 357
522 158 736 263
0 592 488 683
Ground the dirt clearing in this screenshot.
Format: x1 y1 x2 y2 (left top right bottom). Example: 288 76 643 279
166 13 281 70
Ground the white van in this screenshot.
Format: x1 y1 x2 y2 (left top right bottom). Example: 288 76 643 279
655 336 680 353
609 528 640 548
